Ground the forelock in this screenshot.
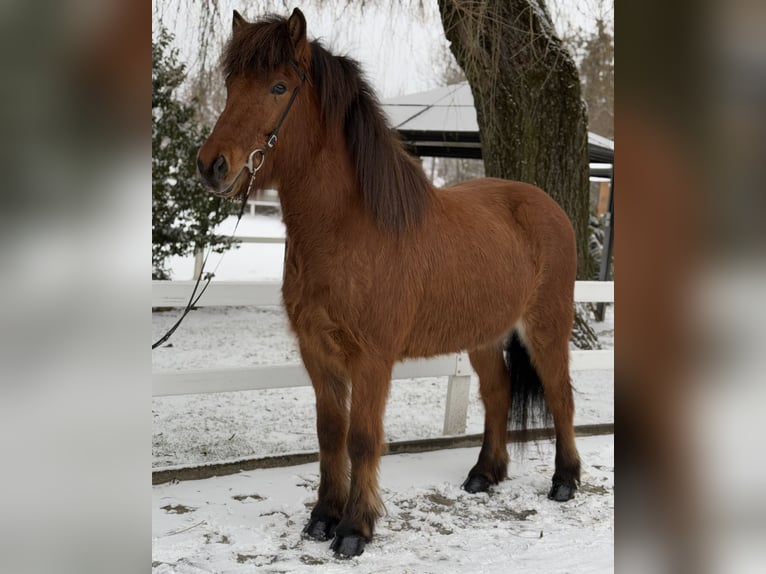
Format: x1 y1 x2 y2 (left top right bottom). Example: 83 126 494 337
222 15 295 77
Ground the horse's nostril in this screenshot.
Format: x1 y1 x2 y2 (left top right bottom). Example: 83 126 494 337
213 155 228 182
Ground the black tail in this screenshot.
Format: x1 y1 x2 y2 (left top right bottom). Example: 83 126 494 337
506 332 551 443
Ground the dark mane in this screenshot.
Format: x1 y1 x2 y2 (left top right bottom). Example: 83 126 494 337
223 16 431 232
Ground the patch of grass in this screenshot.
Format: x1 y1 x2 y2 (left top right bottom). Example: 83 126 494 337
236 553 277 565
300 555 328 565
424 492 456 507
232 494 264 502
204 532 231 545
160 504 195 514
579 483 612 495
431 523 454 535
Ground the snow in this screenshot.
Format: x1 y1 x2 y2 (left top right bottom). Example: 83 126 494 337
166 214 286 281
153 435 613 573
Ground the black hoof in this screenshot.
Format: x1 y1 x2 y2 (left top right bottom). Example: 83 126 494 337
462 474 491 494
330 532 366 558
548 480 576 502
302 515 339 541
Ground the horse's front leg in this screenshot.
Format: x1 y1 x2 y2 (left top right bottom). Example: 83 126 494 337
330 358 392 558
300 346 351 542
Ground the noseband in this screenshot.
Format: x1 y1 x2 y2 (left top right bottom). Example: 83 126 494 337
241 61 307 198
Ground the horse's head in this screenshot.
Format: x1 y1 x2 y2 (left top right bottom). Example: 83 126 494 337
197 8 312 197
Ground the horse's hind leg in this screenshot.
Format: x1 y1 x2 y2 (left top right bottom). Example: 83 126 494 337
462 342 511 493
300 346 350 542
521 313 581 501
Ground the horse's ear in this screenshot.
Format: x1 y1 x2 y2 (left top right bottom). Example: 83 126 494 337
232 10 247 32
287 8 310 65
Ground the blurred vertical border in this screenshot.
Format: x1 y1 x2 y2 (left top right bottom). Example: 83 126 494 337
619 0 766 572
0 1 149 573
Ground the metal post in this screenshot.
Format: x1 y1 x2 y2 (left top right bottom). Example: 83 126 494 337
595 172 614 321
442 352 472 435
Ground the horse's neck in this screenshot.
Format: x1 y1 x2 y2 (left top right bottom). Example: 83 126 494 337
277 136 359 246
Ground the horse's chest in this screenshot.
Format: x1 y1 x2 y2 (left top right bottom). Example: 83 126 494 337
282 275 335 328
281 260 360 362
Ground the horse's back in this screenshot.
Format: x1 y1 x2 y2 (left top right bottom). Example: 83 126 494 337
435 177 576 273
441 177 573 231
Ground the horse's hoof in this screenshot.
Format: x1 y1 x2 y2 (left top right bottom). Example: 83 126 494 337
302 515 338 541
548 480 576 502
462 474 491 494
330 532 366 558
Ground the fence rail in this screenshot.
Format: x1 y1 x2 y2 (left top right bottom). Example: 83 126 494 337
152 263 613 435
153 279 614 308
152 350 614 397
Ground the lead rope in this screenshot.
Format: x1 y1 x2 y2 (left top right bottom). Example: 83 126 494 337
152 63 305 350
152 193 249 349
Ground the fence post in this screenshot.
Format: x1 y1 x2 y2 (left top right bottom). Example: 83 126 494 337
193 246 204 280
442 352 472 435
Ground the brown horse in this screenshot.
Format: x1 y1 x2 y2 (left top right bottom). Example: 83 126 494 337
198 8 580 558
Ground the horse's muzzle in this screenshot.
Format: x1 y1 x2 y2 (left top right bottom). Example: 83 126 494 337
197 153 229 189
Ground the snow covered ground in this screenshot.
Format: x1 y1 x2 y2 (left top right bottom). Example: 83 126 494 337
166 214 287 281
152 434 613 574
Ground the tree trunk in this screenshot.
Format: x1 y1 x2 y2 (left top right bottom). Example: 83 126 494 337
437 0 593 279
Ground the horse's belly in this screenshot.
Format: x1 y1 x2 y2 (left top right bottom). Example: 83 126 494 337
401 281 526 358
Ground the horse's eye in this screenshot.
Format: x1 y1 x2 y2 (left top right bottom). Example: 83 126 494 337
271 83 287 95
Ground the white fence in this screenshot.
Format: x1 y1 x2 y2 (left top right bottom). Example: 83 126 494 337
153 253 614 435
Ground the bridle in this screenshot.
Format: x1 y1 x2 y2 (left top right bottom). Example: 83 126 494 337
152 62 306 350
219 61 307 201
